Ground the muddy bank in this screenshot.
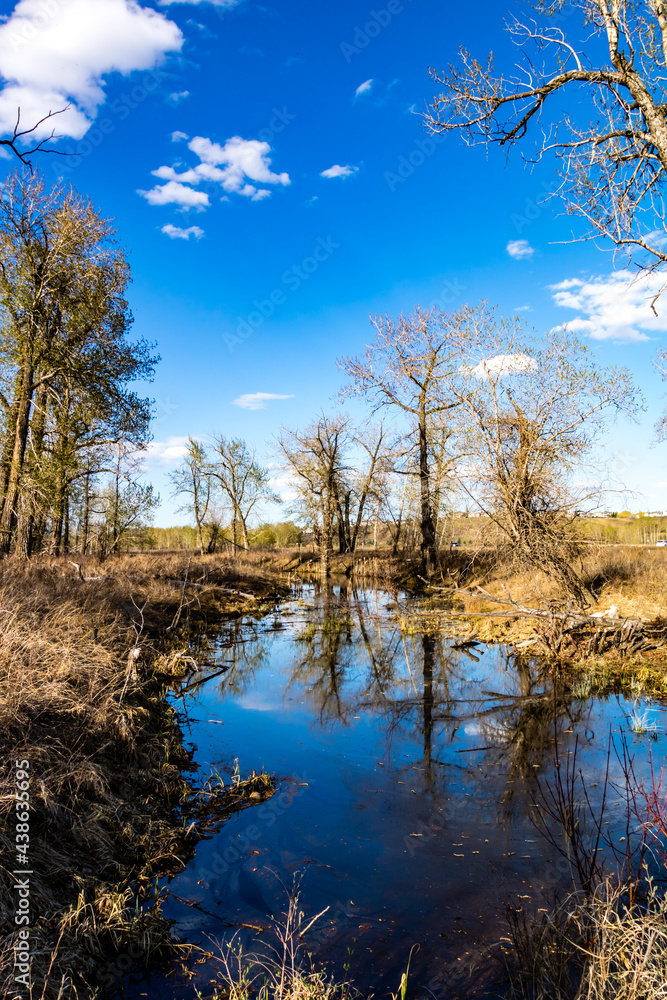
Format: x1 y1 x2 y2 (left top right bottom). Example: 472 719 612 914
0 555 285 1000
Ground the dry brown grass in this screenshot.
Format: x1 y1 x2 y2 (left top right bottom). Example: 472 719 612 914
507 877 667 1000
0 554 280 999
445 545 667 621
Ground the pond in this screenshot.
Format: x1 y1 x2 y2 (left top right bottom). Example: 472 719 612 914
130 583 667 1000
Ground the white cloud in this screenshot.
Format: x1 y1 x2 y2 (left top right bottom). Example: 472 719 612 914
144 437 190 468
138 179 209 208
0 0 182 140
514 305 531 312
171 129 189 142
140 134 290 209
469 353 538 380
550 271 667 342
506 239 535 260
161 223 204 239
320 163 358 179
190 135 290 188
355 78 374 97
232 392 294 411
167 90 189 103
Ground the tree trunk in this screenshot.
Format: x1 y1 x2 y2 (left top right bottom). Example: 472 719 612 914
51 486 65 555
418 405 437 576
344 492 353 552
320 491 334 578
337 502 346 552
15 490 33 561
0 371 23 510
63 494 70 553
0 360 34 554
81 470 91 554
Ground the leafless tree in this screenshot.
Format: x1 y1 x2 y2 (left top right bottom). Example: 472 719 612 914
209 436 279 550
425 0 667 293
277 414 352 577
452 304 641 605
339 307 467 575
1 107 69 169
168 438 213 554
335 422 392 553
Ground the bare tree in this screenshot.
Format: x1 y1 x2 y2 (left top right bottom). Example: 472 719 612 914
168 438 213 555
335 422 392 554
425 0 667 289
339 307 467 575
277 414 352 577
209 436 279 549
453 305 641 604
95 442 159 559
1 108 69 168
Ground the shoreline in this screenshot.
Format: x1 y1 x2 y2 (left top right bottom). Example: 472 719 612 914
0 554 285 1000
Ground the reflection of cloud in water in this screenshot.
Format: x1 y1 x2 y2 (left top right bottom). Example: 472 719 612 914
237 693 281 712
464 718 515 744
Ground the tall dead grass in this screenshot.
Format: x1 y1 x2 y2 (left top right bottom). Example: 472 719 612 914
507 877 667 1000
0 554 279 999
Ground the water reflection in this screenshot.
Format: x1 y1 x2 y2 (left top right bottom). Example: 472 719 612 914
138 584 667 1000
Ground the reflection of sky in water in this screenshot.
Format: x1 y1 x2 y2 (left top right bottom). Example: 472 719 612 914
132 585 667 1000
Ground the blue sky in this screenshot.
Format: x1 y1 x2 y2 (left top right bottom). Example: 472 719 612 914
0 0 665 524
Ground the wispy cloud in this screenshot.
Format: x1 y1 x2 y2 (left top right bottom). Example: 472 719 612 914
167 90 190 103
354 78 374 98
161 223 204 239
232 392 294 411
171 130 189 142
506 239 535 260
550 270 667 342
320 163 358 179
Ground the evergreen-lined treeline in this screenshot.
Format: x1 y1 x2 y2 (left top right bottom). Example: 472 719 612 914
0 172 158 558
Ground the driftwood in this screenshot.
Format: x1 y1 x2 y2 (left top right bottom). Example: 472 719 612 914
423 581 667 656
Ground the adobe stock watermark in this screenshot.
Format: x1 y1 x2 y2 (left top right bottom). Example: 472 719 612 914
432 277 467 313
340 0 414 63
384 132 446 192
9 0 60 50
53 69 170 178
153 397 179 426
225 236 340 353
256 107 296 144
510 180 559 234
96 773 313 993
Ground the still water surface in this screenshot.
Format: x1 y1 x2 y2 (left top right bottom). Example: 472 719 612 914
134 584 667 999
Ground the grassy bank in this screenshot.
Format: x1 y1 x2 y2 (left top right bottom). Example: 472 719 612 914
0 554 284 999
384 545 667 675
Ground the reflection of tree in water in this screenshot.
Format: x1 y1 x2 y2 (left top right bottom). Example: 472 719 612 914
284 585 598 822
288 582 357 723
199 618 272 700
194 586 600 827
